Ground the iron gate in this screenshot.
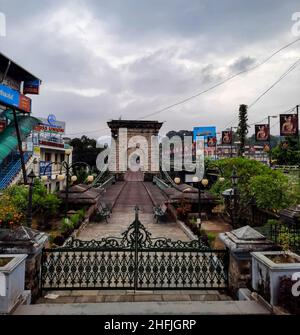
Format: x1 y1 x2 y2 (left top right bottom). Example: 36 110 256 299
41 208 229 290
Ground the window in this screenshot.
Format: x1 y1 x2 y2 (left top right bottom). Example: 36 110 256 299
45 152 51 162
55 154 58 163
60 153 65 162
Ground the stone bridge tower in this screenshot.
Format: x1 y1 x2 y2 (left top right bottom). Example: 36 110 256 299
107 120 163 181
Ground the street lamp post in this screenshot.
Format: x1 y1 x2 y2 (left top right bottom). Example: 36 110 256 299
41 149 94 217
192 176 209 223
26 170 36 227
268 115 278 166
230 167 239 228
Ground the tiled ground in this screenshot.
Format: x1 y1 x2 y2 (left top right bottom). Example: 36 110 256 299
78 180 189 241
37 290 232 304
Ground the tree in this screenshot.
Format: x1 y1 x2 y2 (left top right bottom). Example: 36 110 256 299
271 137 300 165
209 157 297 225
70 135 103 169
237 104 249 156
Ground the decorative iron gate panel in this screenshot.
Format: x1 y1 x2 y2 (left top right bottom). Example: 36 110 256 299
41 209 229 290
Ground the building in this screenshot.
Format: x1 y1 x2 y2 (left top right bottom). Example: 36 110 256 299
217 144 269 163
26 114 72 193
0 52 42 189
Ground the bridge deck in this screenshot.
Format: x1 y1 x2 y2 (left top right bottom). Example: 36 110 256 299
78 174 189 241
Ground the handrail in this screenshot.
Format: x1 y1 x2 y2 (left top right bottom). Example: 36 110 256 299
153 176 170 190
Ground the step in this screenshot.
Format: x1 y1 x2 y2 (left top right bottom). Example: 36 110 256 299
13 300 271 315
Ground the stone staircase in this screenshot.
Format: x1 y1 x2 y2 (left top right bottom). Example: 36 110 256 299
13 290 271 315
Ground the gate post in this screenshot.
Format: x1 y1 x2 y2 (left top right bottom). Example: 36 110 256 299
134 206 139 291
219 226 278 298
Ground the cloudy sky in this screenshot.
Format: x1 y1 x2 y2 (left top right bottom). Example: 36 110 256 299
1 0 300 140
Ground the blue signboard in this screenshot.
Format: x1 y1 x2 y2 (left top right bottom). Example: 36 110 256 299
193 127 216 141
23 79 41 95
193 126 217 148
39 161 52 177
0 83 20 108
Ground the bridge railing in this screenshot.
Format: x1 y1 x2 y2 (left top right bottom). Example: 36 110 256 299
153 176 170 190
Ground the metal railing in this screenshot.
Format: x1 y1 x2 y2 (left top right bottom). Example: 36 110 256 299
268 224 300 254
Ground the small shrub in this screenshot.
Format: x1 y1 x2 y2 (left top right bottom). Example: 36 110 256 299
60 217 74 233
77 209 85 220
70 214 80 227
53 235 65 246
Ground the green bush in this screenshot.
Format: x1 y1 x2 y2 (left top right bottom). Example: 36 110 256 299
70 213 80 226
60 217 74 233
77 209 85 220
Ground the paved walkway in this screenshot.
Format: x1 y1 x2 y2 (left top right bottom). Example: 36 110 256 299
14 300 270 315
78 179 189 241
36 290 231 304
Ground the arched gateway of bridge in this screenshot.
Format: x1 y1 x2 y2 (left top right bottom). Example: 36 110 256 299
107 119 163 181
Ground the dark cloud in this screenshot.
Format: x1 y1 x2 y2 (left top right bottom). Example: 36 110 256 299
229 56 257 72
0 0 299 137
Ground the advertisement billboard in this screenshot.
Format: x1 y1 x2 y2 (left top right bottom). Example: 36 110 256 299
0 83 32 113
280 114 299 136
23 79 41 95
193 127 216 147
221 131 233 145
255 124 270 141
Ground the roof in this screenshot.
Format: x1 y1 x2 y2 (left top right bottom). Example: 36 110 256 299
0 52 41 82
107 119 163 130
58 184 102 205
0 114 41 164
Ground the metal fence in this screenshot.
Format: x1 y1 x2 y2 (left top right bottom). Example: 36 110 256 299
41 208 229 291
268 224 300 254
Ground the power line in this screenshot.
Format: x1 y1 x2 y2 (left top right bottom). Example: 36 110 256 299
249 58 300 108
223 59 300 130
65 37 300 136
138 37 300 120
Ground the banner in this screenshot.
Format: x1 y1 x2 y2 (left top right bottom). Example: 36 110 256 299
255 124 270 141
0 83 31 113
23 79 41 95
0 120 6 133
207 136 216 147
39 161 52 177
280 114 299 136
221 131 232 145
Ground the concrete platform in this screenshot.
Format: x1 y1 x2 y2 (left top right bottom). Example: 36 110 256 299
13 300 271 315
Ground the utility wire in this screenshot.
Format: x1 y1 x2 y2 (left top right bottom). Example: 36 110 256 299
139 37 300 120
65 37 300 136
248 58 300 108
223 59 300 130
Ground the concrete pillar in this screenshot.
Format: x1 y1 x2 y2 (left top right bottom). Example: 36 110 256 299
0 227 48 302
219 225 278 297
